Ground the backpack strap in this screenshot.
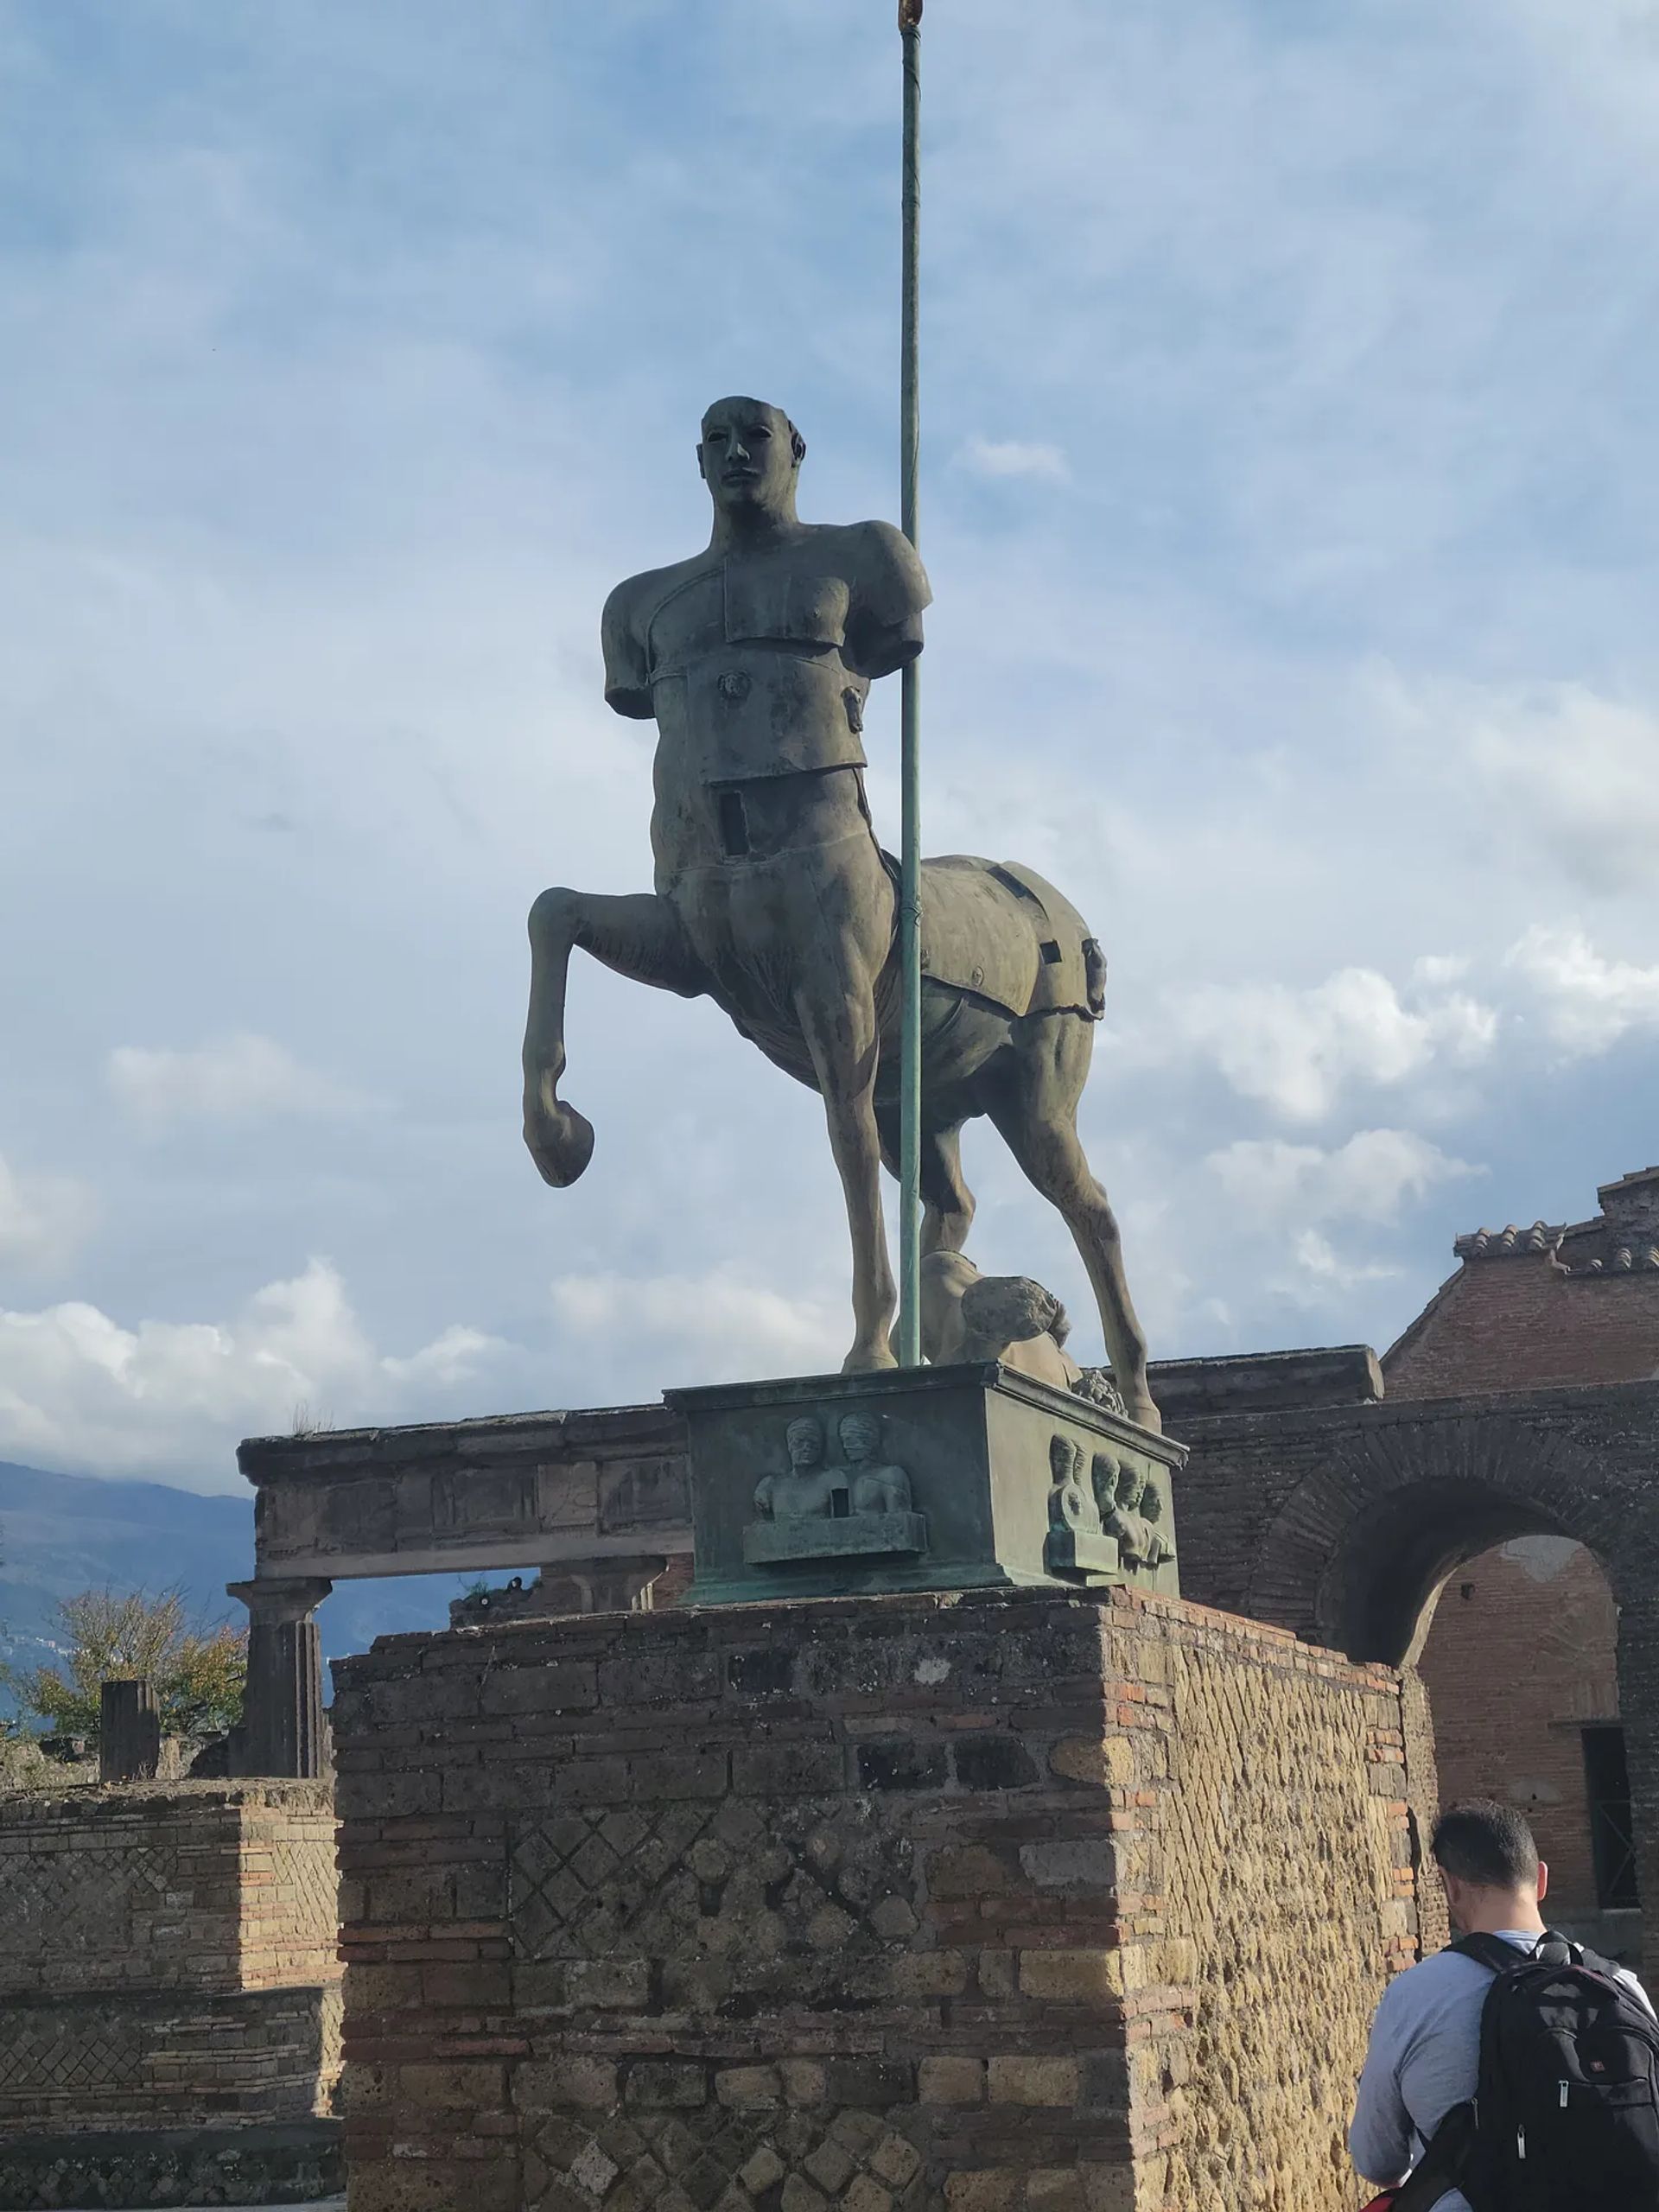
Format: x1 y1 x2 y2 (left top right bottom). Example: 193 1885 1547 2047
1452 1931 1535 1976
1390 2101 1478 2212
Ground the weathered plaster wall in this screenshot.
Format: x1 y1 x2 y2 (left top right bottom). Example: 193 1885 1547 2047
331 1586 1424 2212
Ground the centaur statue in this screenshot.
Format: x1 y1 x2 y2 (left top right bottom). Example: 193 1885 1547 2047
522 395 1159 1431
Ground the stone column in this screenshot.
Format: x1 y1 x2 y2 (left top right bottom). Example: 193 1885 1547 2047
227 1575 333 1777
99 1677 161 1782
575 1552 671 1612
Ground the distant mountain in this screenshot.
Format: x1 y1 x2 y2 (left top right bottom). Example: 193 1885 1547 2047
0 1461 467 1714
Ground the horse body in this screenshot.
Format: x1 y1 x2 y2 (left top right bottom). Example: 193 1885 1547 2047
523 759 1158 1428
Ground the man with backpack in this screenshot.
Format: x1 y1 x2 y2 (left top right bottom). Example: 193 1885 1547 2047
1350 1799 1659 2209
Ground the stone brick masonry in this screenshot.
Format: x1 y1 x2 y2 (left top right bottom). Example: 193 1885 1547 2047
0 1780 342 2209
331 1586 1427 2212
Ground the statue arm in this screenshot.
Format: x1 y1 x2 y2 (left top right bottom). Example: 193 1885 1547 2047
844 521 932 681
601 581 654 720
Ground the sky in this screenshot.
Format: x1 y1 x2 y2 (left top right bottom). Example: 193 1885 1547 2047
2 0 1658 1494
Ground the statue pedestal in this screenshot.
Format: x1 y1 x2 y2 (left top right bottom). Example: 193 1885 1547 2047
331 1580 1430 2212
668 1362 1184 1605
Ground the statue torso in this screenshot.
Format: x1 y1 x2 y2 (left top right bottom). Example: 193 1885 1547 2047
637 544 869 786
601 522 929 886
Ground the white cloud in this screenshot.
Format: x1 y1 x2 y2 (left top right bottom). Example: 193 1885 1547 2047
1507 924 1659 1054
1161 967 1497 1122
0 1259 504 1482
954 435 1072 486
106 1033 365 1125
0 1153 96 1271
550 1268 842 1384
1286 1230 1400 1292
1206 1128 1477 1228
1465 685 1659 890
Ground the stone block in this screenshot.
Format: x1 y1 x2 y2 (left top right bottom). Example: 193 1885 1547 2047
1017 1948 1122 2002
1049 1737 1137 1789
987 2056 1080 2107
919 2056 986 2105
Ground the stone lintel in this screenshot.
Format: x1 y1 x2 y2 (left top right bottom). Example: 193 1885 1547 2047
1148 1343 1384 1421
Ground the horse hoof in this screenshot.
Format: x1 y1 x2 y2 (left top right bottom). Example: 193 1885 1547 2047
524 1101 595 1188
842 1344 899 1376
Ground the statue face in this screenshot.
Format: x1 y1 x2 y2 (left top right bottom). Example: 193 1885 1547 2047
839 1415 878 1463
785 1419 824 1469
699 397 799 519
1049 1434 1076 1484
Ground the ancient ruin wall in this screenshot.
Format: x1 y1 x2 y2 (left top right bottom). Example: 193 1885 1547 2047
0 1780 340 2139
333 1586 1424 2212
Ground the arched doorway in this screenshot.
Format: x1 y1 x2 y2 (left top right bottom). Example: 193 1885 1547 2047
1416 1534 1636 1961
1169 1381 1659 1978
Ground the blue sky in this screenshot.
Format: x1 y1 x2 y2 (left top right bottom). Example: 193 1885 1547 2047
2 0 1658 1490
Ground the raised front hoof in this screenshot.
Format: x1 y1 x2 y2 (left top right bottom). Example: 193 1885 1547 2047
524 1102 595 1188
842 1343 899 1376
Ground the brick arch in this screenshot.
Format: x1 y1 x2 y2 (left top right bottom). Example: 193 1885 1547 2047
1240 1408 1630 1666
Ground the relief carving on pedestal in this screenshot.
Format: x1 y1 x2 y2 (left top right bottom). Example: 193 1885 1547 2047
742 1412 926 1567
1092 1451 1176 1574
1044 1434 1122 1583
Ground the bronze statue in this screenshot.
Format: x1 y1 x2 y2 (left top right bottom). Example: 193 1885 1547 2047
522 396 1157 1428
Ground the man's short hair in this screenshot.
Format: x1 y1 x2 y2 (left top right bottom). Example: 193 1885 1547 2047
1432 1800 1539 1889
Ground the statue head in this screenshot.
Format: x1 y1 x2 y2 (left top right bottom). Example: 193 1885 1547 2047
1141 1484 1165 1523
839 1410 881 1464
698 396 804 524
1049 1433 1078 1484
1116 1462 1147 1512
785 1414 825 1469
961 1274 1065 1360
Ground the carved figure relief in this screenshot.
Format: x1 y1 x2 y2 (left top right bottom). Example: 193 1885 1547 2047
1044 1433 1120 1584
753 1415 849 1522
743 1408 925 1567
838 1410 912 1514
1093 1453 1175 1576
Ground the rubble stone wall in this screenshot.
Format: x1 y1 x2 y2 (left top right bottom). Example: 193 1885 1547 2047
332 1586 1424 2212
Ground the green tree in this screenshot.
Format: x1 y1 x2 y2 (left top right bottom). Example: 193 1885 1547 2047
9 1587 246 1741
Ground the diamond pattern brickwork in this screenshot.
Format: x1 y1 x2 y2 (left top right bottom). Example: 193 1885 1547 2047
511 1796 914 2006
3 1844 168 1975
0 2011 145 2096
523 2098 926 2212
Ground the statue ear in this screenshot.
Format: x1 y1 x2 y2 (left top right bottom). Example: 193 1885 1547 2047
696 442 708 482
790 426 806 466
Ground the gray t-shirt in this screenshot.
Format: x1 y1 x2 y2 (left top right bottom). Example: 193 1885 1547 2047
1350 1931 1654 2212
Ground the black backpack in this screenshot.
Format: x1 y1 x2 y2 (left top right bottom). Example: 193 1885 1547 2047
1396 1931 1659 2210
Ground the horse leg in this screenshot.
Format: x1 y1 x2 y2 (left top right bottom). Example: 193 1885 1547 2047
523 887 702 1188
875 1114 976 1255
982 1017 1160 1432
798 965 896 1373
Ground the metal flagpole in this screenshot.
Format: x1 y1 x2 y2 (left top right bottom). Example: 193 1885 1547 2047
897 0 924 1366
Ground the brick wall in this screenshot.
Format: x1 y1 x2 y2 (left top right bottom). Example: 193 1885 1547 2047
1417 1536 1619 1916
1385 1259 1659 1399
0 1780 341 2139
332 1586 1426 2212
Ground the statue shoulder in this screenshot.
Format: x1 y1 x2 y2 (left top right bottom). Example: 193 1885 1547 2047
601 555 710 718
821 519 931 596
830 521 931 678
